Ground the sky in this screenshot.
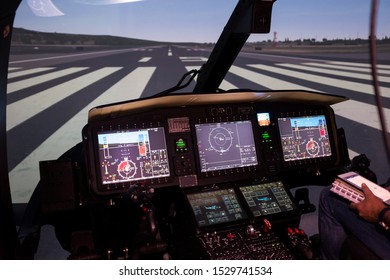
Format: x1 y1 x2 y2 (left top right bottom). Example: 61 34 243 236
13 0 390 43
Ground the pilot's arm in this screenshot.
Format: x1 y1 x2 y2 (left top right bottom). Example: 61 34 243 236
350 184 390 228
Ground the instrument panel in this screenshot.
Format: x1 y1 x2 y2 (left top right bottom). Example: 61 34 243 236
83 91 343 196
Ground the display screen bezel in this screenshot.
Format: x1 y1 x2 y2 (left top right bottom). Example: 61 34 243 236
87 121 173 195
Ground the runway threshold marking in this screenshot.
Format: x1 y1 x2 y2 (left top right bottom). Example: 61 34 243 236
279 63 390 83
7 67 88 94
303 62 390 76
7 67 121 131
249 64 390 98
328 61 390 70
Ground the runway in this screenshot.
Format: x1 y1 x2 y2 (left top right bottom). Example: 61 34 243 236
7 44 390 202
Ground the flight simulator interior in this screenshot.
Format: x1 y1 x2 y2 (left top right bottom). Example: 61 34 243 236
4 0 384 261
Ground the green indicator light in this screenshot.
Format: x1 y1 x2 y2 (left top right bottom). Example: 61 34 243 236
262 132 270 140
176 138 187 149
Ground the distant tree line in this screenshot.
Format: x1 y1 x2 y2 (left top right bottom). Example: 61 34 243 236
11 28 164 46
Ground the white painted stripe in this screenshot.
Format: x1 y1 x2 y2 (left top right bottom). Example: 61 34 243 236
7 67 56 79
9 67 155 203
185 66 237 90
331 99 390 132
180 57 208 62
328 61 390 70
220 79 237 91
8 67 22 71
229 65 311 90
184 65 199 71
279 63 390 83
7 67 121 131
303 62 390 76
139 57 152 62
168 47 173 56
348 149 360 160
7 67 88 94
248 64 390 98
93 67 156 106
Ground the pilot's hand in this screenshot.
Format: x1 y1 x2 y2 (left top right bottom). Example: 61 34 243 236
350 183 386 223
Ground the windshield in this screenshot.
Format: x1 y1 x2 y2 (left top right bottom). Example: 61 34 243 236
8 0 390 203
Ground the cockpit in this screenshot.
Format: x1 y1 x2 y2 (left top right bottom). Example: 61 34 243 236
1 0 390 263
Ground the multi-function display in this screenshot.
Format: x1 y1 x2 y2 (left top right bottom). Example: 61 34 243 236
277 115 332 162
239 181 296 217
97 127 170 184
186 188 247 227
195 120 258 172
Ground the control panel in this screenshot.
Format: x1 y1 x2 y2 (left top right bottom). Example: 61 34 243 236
197 225 295 260
175 178 302 260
